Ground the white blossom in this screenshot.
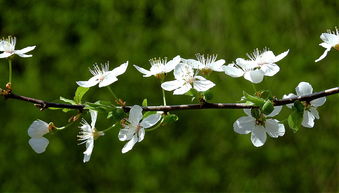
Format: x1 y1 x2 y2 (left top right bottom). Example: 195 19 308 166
118 105 161 153
0 36 36 58
76 61 128 88
283 82 326 128
27 120 51 154
161 63 215 95
184 53 225 73
224 48 289 83
134 55 180 78
315 27 339 62
78 110 104 163
233 106 285 147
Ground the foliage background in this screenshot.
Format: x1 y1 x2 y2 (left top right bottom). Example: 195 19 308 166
0 0 338 192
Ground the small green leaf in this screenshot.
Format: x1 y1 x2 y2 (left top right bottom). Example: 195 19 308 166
260 90 272 100
142 98 148 107
85 101 116 112
143 111 157 118
60 96 76 105
294 100 304 112
288 110 303 132
74 86 89 104
163 114 179 125
243 91 266 107
262 100 274 115
251 108 261 119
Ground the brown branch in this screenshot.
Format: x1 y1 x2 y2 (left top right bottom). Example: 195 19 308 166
1 86 338 112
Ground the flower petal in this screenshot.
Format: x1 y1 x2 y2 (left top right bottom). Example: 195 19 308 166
133 65 152 77
223 65 244 77
233 116 255 134
89 110 97 129
28 120 49 138
128 105 143 126
111 61 128 77
138 128 145 142
282 93 297 108
273 50 289 63
261 63 280 76
161 80 184 91
243 109 252 116
265 119 285 138
210 59 225 72
302 110 315 128
193 79 215 92
14 46 36 55
0 52 13 58
29 137 49 154
251 126 267 147
122 135 138 153
309 107 320 119
140 114 161 129
164 55 181 73
174 63 194 80
244 70 264 84
173 83 192 95
118 128 135 141
315 47 331 62
310 97 326 107
76 76 100 88
98 72 118 87
267 106 282 117
296 82 313 96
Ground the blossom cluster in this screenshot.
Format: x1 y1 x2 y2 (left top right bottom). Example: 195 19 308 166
0 27 337 163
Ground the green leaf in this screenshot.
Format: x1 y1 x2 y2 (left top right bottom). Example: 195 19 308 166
293 100 304 112
85 101 116 112
243 91 266 107
163 114 179 125
262 100 274 115
288 110 303 132
60 96 76 105
142 98 148 107
251 108 261 119
74 86 89 104
260 90 272 100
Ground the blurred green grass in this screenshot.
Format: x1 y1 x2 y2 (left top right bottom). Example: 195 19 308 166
0 0 338 192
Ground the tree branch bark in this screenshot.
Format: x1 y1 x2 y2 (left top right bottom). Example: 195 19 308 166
2 86 338 112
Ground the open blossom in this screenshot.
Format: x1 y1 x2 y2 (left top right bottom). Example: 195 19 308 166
0 36 36 58
27 120 52 153
315 27 339 62
233 106 285 147
78 110 104 163
224 48 289 83
76 61 128 88
183 53 225 74
283 82 326 128
133 55 180 79
118 105 161 153
161 63 215 95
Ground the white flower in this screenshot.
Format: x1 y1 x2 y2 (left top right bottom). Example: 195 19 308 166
184 53 225 73
161 63 215 95
224 48 289 83
27 120 51 154
315 27 339 62
283 82 326 128
233 106 285 147
118 105 161 153
134 55 180 78
0 36 36 58
77 110 104 163
76 61 128 88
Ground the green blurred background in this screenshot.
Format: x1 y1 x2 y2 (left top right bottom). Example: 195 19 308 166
0 0 338 192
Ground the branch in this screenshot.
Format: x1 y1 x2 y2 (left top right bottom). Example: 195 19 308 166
1 87 338 112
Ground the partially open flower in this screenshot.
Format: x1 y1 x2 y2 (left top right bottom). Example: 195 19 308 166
315 27 339 62
0 36 36 58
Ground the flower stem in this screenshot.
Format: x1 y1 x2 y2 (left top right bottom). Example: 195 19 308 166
8 59 12 84
102 123 117 133
107 86 118 101
162 88 167 106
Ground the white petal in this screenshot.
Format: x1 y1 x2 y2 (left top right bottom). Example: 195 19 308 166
261 63 280 76
76 76 100 88
243 109 252 116
133 65 152 77
233 116 255 134
310 97 326 107
122 135 138 153
174 63 194 80
138 128 145 142
302 110 315 128
321 33 338 46
164 55 181 73
98 72 118 87
83 139 94 163
161 80 184 91
128 105 143 126
210 59 225 72
309 107 320 119
111 61 128 77
118 128 135 141
267 106 282 117
15 53 32 58
0 52 13 58
260 51 276 62
250 126 267 147
140 114 161 129
173 83 192 95
296 82 313 96
273 50 289 62
282 93 297 108
223 65 244 77
89 110 97 129
187 60 203 69
29 137 49 154
193 78 215 92
315 47 331 62
265 119 285 138
14 46 36 54
28 120 49 138
244 70 264 84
